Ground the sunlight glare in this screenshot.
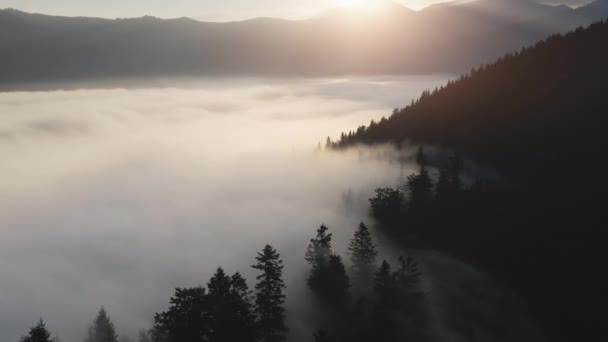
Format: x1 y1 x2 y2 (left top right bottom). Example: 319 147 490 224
334 0 391 11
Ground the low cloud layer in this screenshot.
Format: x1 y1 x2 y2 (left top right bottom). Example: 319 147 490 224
0 76 543 342
0 77 440 342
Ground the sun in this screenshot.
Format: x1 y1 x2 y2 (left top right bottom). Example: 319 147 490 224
333 0 390 10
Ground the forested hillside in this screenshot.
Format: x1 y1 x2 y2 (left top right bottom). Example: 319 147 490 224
334 19 608 190
332 19 608 342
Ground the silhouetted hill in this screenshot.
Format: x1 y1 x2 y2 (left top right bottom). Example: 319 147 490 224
334 19 608 190
334 19 608 342
1 0 607 88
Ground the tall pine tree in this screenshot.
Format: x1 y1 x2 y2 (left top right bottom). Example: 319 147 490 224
206 267 256 342
21 318 55 342
304 225 332 267
251 245 287 342
85 307 119 342
348 222 378 288
406 148 433 215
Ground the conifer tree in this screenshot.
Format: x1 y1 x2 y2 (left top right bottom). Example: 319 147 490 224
152 287 208 342
21 318 55 342
251 245 287 342
85 307 119 342
406 148 433 214
348 222 378 286
305 225 334 293
206 267 256 342
324 254 350 304
372 261 400 342
305 225 332 267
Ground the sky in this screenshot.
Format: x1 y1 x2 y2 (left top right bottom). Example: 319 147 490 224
0 0 453 21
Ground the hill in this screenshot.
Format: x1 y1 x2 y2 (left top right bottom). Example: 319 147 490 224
334 19 608 190
333 20 608 342
1 0 607 88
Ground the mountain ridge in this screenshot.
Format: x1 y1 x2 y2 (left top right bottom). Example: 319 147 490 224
0 1 607 88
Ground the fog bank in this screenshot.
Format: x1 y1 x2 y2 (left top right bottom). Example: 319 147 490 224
0 76 543 342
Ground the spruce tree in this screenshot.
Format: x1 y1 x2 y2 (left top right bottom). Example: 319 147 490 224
251 245 287 342
152 287 208 342
394 256 427 323
372 261 399 342
324 254 351 304
21 318 55 342
304 225 332 267
305 225 334 293
436 153 464 202
206 267 256 342
85 307 119 342
348 222 378 287
369 188 404 230
406 148 433 215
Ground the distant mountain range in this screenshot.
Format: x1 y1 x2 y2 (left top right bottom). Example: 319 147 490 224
0 0 607 87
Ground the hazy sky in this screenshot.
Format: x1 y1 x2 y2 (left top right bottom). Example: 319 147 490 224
0 0 452 21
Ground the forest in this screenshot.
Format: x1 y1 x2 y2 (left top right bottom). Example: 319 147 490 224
18 221 426 342
11 12 608 342
329 19 608 342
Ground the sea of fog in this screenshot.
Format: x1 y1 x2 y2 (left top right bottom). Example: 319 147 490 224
0 76 544 342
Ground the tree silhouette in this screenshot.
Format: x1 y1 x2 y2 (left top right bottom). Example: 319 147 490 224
85 307 118 342
305 225 332 267
305 225 333 293
372 261 400 342
20 318 55 342
206 267 256 342
324 254 351 305
348 222 377 291
406 148 433 215
369 188 404 230
436 153 464 202
251 245 287 342
152 287 208 342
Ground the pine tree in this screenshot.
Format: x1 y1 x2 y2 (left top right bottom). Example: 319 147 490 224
373 261 398 307
372 261 399 342
251 245 287 342
305 225 332 267
406 148 433 215
20 318 55 342
394 256 427 322
436 153 463 202
205 267 257 342
369 188 404 230
348 222 378 286
324 254 350 304
228 272 257 342
85 307 119 342
152 287 208 342
305 225 335 293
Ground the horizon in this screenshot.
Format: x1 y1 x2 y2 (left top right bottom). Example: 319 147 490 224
0 0 587 22
0 0 446 22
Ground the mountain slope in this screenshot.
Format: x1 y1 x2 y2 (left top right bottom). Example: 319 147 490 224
0 1 607 87
334 20 608 189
